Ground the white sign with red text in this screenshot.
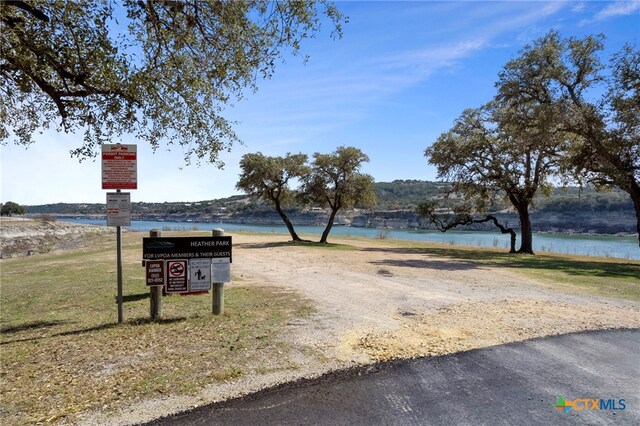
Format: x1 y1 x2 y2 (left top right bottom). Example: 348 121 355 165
102 144 137 190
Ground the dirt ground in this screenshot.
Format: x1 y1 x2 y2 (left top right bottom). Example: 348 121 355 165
4 221 636 424
229 234 640 361
82 231 640 425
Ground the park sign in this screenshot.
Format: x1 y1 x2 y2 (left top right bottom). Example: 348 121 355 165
143 236 232 294
142 236 232 261
102 144 137 190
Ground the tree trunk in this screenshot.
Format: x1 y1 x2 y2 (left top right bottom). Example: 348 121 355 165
629 180 640 248
320 207 338 243
483 215 517 253
274 201 302 242
516 202 534 254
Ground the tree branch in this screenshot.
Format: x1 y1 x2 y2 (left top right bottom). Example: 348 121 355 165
4 1 49 22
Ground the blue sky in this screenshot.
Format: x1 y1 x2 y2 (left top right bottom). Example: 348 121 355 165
1 0 639 205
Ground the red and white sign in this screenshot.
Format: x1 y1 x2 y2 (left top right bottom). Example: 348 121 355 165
145 260 165 287
166 260 188 293
102 144 137 190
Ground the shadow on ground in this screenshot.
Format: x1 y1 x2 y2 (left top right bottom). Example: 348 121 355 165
361 246 640 280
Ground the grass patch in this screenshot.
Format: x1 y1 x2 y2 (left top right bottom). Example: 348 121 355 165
360 240 640 301
290 241 357 251
0 233 314 425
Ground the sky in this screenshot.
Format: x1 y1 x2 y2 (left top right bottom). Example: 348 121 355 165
1 0 639 205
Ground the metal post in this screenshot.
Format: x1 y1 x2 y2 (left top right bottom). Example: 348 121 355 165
211 228 225 315
116 189 123 324
149 229 163 319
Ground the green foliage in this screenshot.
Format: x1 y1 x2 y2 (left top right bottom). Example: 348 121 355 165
1 201 26 216
237 152 309 206
236 152 309 240
302 146 377 210
497 31 640 245
374 180 448 209
1 0 345 165
301 146 376 242
425 100 570 253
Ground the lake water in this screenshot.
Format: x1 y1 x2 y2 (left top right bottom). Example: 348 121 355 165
63 218 640 261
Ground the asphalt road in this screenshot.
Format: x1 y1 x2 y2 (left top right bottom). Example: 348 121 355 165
146 329 639 425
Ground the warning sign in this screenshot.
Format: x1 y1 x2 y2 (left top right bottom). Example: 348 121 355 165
189 258 211 292
145 260 165 286
102 144 137 190
166 260 188 293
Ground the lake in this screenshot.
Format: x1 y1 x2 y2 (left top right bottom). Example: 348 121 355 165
63 218 640 261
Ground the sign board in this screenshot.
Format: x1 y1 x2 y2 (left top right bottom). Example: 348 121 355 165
106 192 131 227
142 237 232 261
189 258 212 291
102 144 137 190
145 260 165 286
166 260 188 293
211 258 231 283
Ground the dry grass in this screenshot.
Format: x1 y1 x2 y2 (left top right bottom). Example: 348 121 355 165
0 232 314 425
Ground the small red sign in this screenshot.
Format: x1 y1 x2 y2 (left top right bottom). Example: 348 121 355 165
145 260 165 286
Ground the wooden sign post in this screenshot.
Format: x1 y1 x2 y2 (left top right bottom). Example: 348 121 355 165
211 228 225 315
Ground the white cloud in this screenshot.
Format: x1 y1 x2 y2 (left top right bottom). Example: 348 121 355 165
581 0 640 24
594 0 640 21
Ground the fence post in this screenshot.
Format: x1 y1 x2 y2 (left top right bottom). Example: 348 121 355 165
211 228 225 315
149 229 163 319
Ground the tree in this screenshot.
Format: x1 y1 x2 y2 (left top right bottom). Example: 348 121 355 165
418 202 517 253
425 101 570 254
1 1 345 165
301 146 376 243
237 152 309 242
1 201 26 216
496 31 640 246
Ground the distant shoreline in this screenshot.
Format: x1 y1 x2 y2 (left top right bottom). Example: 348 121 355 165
46 214 638 239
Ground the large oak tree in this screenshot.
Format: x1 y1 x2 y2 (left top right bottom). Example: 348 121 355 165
1 0 345 165
425 101 570 254
497 31 640 246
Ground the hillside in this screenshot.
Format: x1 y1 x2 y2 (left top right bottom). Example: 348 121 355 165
23 180 637 235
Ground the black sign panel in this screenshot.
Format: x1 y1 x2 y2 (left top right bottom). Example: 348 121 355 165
143 236 232 262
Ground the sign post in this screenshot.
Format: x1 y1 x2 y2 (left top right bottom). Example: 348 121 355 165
102 143 137 324
147 230 163 319
211 228 225 315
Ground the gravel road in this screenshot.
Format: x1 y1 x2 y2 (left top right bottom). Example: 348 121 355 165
81 232 640 425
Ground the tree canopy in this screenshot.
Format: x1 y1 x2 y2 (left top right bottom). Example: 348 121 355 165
1 0 345 165
496 31 640 245
301 146 376 243
236 152 309 241
425 100 570 254
1 201 26 216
